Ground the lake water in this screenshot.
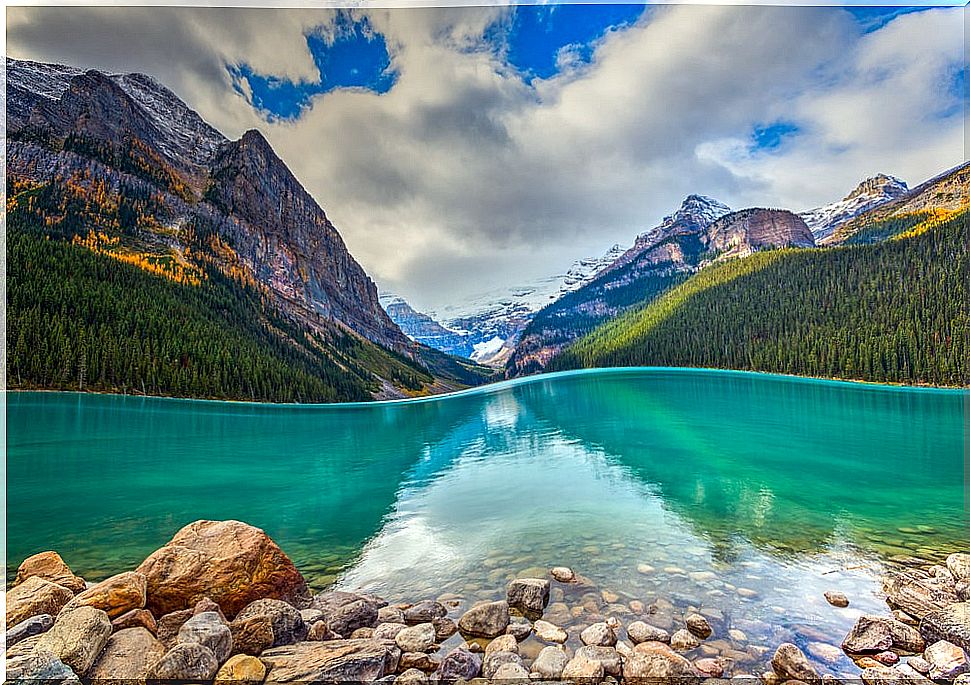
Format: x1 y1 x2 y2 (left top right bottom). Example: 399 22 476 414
6 369 968 676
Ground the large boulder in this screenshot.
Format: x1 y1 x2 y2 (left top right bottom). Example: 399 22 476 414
921 603 970 652
35 605 113 676
885 572 959 620
235 598 307 646
260 638 400 682
924 640 970 679
178 611 233 664
156 608 195 647
135 519 309 617
5 649 80 684
310 591 382 637
506 578 550 613
843 614 926 654
62 571 146 618
6 576 74 626
14 551 86 594
457 600 509 638
87 627 166 681
147 642 220 680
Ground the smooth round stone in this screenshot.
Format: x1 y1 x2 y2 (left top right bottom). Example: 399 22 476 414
824 591 850 608
628 621 670 645
506 618 532 642
531 645 569 679
395 623 436 653
485 634 518 656
729 629 748 643
551 567 576 583
694 657 724 677
581 622 617 647
637 564 656 575
807 642 845 664
686 613 713 639
670 629 701 651
373 622 408 641
533 620 568 644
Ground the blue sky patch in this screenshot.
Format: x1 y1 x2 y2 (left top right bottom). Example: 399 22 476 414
229 12 395 121
496 4 646 80
751 122 800 151
845 6 932 33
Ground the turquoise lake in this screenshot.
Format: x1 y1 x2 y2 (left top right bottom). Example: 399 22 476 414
6 368 968 675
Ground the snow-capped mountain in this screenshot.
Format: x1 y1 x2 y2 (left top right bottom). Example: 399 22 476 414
801 174 909 242
381 243 627 366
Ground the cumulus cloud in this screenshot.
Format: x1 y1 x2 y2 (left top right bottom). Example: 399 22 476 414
6 5 965 311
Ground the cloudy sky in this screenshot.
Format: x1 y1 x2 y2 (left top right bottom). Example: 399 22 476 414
7 3 966 311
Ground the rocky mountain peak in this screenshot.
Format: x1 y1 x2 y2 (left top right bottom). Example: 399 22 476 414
845 174 908 202
802 173 909 242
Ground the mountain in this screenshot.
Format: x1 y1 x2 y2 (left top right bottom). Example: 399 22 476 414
823 161 970 245
6 57 490 401
380 294 475 358
417 243 628 366
706 208 815 259
800 174 909 242
551 207 969 387
507 195 732 375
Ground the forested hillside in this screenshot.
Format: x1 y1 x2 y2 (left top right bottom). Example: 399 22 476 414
551 211 970 386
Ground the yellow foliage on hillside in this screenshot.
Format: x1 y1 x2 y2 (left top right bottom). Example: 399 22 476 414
72 229 205 286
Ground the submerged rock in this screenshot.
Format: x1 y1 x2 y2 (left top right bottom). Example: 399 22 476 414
457 600 509 638
507 578 550 613
135 519 309 617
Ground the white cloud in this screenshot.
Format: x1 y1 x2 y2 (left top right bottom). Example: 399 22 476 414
6 5 965 311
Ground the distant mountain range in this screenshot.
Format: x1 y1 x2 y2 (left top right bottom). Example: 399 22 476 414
6 57 493 402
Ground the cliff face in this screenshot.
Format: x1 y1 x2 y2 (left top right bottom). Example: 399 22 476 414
706 209 815 260
7 57 409 355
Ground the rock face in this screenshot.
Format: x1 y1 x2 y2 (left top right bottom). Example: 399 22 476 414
259 639 400 683
14 551 87 593
457 600 510 638
801 174 909 242
62 571 146 618
506 578 551 613
6 576 75 626
706 208 815 260
87 627 166 681
135 519 309 617
35 605 114 676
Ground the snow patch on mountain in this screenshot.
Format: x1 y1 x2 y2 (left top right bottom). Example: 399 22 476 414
801 174 909 241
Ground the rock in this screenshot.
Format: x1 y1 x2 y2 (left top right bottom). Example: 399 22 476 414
6 614 54 647
948 555 970 582
111 607 157 634
843 615 925 654
534 619 568 643
135 519 309 617
457 600 509 638
563 652 605 682
5 650 80 684
397 667 430 684
148 642 220 680
622 648 695 681
874 651 900 665
378 606 406 624
885 572 959 621
178 610 232 664
216 653 267 682
924 640 970 679
582 622 617 647
685 613 713 639
195 596 230 622
300 608 325 625
307 620 339 641
907 656 931 673
35 605 113 676
229 613 275 655
260 639 400 682
824 591 849 608
434 646 482 681
728 628 748 643
352 627 375 639
88 626 166 680
671 628 701 651
373 621 408 640
156 608 195 647
483 650 523 678
14 551 87 594
400 651 440 671
532 645 569 679
6 576 74 627
432 616 458 641
506 578 551 613
576 645 623 677
396 623 436 653
506 617 532 641
551 567 576 583
404 600 447 624
806 642 845 664
771 643 819 684
62 571 146 618
695 657 724 677
492 661 531 682
311 591 382 637
628 621 670 645
485 633 519 656
235 598 306 647
920 602 970 651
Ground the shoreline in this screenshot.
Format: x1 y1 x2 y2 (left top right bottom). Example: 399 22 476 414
6 520 970 683
7 365 968 409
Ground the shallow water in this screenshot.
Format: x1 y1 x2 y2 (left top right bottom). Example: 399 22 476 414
7 369 968 675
